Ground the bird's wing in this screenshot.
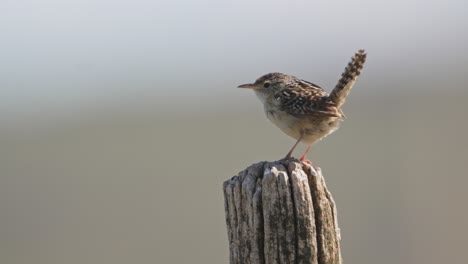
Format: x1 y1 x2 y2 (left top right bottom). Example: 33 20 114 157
274 80 341 117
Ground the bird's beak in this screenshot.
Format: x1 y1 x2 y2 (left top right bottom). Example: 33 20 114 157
238 83 257 89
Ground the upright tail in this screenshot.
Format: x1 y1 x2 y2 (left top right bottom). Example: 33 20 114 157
329 49 367 108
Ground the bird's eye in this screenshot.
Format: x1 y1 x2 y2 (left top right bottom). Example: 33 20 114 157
263 82 270 88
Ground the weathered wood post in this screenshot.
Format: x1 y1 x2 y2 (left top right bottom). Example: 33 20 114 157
223 159 341 264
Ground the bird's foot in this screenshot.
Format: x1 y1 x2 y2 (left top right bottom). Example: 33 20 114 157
299 151 311 164
300 158 313 166
300 159 319 176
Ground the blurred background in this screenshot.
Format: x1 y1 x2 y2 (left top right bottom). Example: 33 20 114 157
1 1 467 263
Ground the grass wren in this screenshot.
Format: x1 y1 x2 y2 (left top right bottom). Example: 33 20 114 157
238 50 367 162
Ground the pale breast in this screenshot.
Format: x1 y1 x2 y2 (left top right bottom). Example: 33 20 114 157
265 108 342 145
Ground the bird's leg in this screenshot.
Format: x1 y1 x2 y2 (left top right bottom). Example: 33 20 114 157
300 145 312 164
284 135 303 160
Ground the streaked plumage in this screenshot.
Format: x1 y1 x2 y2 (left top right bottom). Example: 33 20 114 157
238 50 367 161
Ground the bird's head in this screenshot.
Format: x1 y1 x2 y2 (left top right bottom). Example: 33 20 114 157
238 72 293 97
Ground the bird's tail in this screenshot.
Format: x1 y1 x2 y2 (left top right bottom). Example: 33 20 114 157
329 49 367 108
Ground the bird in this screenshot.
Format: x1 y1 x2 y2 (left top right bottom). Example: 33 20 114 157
238 49 367 163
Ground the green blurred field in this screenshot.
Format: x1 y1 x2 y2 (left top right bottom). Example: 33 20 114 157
2 92 467 264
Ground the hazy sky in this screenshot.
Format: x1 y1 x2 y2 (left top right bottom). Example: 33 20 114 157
1 0 467 124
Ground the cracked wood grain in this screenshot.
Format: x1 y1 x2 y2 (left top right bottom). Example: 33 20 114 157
223 160 341 264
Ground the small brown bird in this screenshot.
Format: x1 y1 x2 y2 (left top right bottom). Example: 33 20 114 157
238 50 367 163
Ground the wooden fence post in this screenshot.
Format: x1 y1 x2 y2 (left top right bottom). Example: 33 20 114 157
223 159 342 264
